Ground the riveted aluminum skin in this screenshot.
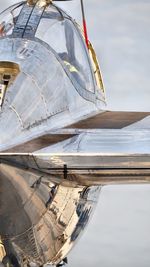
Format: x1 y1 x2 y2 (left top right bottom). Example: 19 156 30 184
0 162 100 265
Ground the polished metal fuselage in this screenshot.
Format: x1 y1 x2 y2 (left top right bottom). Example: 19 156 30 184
0 2 104 265
0 1 105 152
0 162 100 265
0 1 149 267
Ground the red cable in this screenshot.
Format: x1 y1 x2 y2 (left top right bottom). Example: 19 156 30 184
83 19 89 48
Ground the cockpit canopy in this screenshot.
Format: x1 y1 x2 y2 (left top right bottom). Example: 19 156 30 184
0 2 96 93
0 2 23 36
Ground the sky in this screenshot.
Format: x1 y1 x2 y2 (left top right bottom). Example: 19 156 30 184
0 1 150 267
54 0 150 111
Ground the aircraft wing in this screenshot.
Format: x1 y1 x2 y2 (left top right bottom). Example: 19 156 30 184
3 111 150 153
0 150 150 186
65 111 150 130
1 110 150 186
1 110 150 187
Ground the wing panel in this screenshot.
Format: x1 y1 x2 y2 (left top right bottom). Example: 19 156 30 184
1 153 150 186
3 134 75 153
67 111 150 129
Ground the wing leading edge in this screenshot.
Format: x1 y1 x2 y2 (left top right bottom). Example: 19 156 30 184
1 149 150 187
65 111 150 129
2 111 150 153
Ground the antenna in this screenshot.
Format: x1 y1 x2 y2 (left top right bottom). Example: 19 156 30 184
80 0 89 48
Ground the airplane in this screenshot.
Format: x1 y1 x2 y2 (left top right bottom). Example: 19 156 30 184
0 0 150 267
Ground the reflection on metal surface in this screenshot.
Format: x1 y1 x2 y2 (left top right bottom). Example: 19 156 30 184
0 1 106 152
0 162 100 266
37 0 53 7
27 0 52 7
0 239 6 262
0 1 149 266
88 42 105 96
1 151 150 185
0 84 7 107
0 62 20 107
1 153 150 186
1 152 150 266
0 62 20 81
